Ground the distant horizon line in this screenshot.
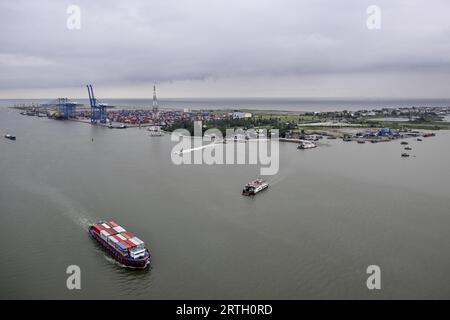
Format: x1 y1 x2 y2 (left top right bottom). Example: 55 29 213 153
1 97 450 101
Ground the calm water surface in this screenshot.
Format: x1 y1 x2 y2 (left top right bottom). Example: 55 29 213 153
1 107 450 299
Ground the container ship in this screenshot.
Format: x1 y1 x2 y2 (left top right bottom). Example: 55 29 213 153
242 179 269 196
89 220 150 268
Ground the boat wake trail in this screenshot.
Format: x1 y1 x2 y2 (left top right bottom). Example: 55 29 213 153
264 160 296 188
103 255 128 268
13 178 93 231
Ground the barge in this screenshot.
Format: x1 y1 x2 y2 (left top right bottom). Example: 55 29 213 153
89 220 150 268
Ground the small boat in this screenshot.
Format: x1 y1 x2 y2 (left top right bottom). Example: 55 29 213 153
357 139 366 144
423 133 436 138
242 179 269 196
297 141 317 149
327 136 337 140
4 133 16 141
401 153 410 157
401 141 408 145
404 146 412 150
370 140 379 143
417 138 422 141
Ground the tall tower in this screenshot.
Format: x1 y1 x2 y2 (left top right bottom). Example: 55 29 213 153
152 84 159 117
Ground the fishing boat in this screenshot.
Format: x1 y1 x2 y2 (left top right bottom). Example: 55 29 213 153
89 220 150 268
4 133 16 141
242 179 269 196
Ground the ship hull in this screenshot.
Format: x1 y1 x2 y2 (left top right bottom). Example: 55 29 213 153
89 227 150 268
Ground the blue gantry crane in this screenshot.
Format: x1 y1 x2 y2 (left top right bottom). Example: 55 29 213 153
87 84 108 124
42 98 79 119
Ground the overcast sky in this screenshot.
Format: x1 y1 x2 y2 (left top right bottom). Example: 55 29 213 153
1 0 450 99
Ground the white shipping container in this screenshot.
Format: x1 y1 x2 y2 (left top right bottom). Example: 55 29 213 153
129 238 140 246
116 234 126 240
108 236 119 244
130 237 144 245
100 230 109 239
113 226 126 233
101 223 111 229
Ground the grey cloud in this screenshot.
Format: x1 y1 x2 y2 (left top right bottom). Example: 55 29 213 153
1 0 450 96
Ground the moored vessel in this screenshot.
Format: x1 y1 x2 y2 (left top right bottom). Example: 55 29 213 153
401 153 410 157
89 220 150 268
297 141 317 149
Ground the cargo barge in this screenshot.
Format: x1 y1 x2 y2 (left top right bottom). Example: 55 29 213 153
89 220 150 268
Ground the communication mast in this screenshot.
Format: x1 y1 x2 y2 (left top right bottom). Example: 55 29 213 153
152 84 159 117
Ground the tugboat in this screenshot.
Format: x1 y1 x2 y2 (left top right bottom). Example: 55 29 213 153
242 179 269 196
4 133 16 141
89 220 150 268
297 141 317 149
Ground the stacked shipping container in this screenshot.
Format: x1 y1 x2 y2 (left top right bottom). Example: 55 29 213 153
92 221 146 257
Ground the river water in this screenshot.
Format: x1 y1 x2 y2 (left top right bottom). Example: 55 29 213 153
1 107 450 299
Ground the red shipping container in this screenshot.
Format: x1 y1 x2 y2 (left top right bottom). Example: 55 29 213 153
103 228 114 236
124 239 137 248
112 235 121 242
119 240 132 249
121 232 135 239
92 225 104 233
108 221 119 227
